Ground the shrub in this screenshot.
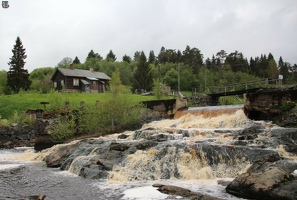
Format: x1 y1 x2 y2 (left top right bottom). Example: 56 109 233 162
49 114 76 142
77 96 144 135
48 89 69 111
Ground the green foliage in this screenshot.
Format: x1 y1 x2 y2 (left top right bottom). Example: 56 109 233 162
7 36 31 93
56 57 73 68
163 68 178 89
29 67 55 93
219 96 243 105
9 110 24 124
109 69 125 97
153 78 166 99
131 51 153 92
78 96 144 134
106 50 117 62
0 92 157 120
48 89 69 110
50 114 75 142
0 70 11 95
280 103 296 112
122 54 132 63
0 115 9 126
267 57 279 79
73 56 81 64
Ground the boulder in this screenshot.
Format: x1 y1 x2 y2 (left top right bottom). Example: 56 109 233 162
153 184 222 200
226 158 297 200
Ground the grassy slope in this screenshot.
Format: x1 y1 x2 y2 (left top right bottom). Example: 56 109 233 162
0 92 163 119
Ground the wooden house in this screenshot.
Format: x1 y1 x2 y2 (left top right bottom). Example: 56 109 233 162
51 66 111 93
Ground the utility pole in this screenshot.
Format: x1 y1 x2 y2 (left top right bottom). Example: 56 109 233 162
178 63 180 93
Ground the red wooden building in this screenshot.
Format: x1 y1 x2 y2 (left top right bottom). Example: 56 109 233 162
51 67 110 93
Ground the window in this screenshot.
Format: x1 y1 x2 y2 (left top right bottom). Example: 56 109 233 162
73 78 79 86
61 80 64 86
54 82 57 88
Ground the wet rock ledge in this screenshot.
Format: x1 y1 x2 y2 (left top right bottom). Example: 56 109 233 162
226 155 297 200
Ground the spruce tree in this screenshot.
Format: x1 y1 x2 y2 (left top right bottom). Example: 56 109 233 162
106 50 116 62
73 56 81 64
148 50 155 64
131 51 152 93
7 36 31 93
122 54 131 63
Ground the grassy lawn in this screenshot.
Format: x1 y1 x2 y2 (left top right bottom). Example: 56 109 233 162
0 92 170 119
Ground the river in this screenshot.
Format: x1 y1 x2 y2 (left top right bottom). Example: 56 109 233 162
1 105 291 200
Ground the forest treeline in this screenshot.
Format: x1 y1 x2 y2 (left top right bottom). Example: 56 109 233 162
1 45 297 95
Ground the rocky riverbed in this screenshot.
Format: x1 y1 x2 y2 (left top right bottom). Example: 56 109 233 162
28 109 297 199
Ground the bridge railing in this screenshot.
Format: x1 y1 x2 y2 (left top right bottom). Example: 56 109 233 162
206 78 279 94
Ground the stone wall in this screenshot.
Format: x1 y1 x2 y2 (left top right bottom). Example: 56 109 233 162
244 87 297 126
0 123 36 148
0 111 60 149
141 98 188 118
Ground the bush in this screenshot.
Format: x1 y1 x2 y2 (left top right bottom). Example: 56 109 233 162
78 96 144 135
49 114 76 142
48 89 69 111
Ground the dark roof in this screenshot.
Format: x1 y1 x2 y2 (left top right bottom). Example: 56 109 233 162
55 68 111 80
80 79 90 85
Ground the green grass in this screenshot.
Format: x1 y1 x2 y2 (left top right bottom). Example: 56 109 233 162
0 92 169 119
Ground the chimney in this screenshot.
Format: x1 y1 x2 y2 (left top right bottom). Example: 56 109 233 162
70 64 74 70
90 68 94 72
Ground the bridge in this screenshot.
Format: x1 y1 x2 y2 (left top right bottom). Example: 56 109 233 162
190 78 283 106
206 78 281 97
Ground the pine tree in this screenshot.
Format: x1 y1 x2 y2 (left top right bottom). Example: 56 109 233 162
73 56 81 64
131 51 152 92
148 50 156 64
7 36 31 93
122 54 131 63
106 50 116 62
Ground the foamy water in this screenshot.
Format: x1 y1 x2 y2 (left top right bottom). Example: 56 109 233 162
1 107 295 200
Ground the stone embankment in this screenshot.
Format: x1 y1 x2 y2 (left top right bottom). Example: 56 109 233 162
0 123 35 148
0 111 59 149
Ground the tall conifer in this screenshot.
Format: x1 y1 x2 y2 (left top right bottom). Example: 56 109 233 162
131 51 152 92
7 36 31 92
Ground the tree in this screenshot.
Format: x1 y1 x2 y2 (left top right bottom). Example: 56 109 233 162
106 50 116 62
216 50 227 65
131 51 153 92
182 45 203 75
148 50 156 64
0 70 10 95
86 50 102 61
163 68 178 90
56 57 73 68
7 36 31 93
73 56 81 64
225 51 250 73
109 68 125 97
133 51 141 62
29 67 55 93
122 54 131 63
157 46 167 64
267 53 279 79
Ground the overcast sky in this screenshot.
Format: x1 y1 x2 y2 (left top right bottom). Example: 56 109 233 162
1 0 297 72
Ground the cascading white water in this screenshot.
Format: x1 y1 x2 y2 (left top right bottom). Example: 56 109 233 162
2 106 292 200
